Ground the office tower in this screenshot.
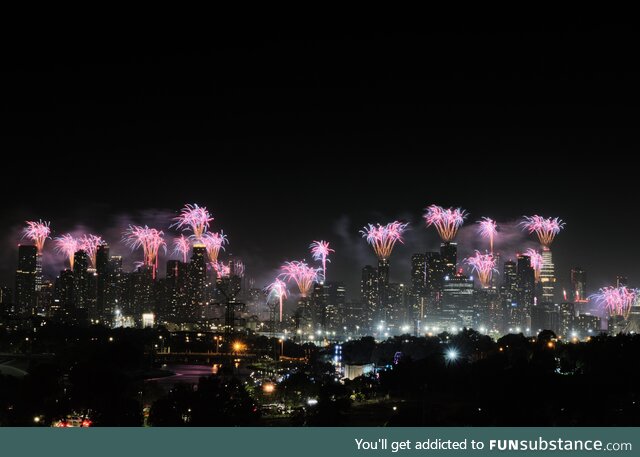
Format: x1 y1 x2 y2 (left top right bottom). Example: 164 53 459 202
96 244 110 317
361 265 378 327
105 256 123 317
502 260 517 299
189 244 208 314
165 260 187 321
570 267 587 303
576 313 600 335
0 286 12 309
410 254 427 312
127 266 154 318
442 273 475 329
73 250 90 309
558 302 576 337
315 281 346 331
608 314 626 335
342 300 365 332
15 244 38 314
475 287 500 332
512 253 535 330
440 242 457 277
54 269 75 320
539 248 556 302
531 302 560 334
425 251 444 313
384 282 408 326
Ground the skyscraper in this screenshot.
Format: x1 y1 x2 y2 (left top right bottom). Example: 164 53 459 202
96 244 110 318
410 253 427 303
513 253 535 330
14 245 37 314
440 242 457 277
73 250 90 310
361 265 378 328
425 251 444 313
570 267 587 303
442 273 475 329
189 244 208 314
539 248 556 303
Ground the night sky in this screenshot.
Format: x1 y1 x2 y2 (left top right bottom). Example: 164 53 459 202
2 29 639 299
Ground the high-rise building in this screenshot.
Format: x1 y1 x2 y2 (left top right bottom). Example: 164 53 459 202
361 265 378 328
539 248 556 303
73 250 90 310
425 251 444 313
165 259 188 321
440 242 457 277
53 269 75 320
105 256 124 317
558 302 576 337
96 244 110 318
570 267 587 303
189 244 208 315
501 260 517 300
15 244 38 314
410 253 426 298
531 302 560 334
576 313 601 335
511 254 535 330
442 273 475 329
323 281 346 331
0 286 12 309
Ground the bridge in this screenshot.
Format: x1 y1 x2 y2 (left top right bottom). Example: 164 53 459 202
153 351 260 365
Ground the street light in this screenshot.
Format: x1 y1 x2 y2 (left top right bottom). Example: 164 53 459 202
445 348 459 363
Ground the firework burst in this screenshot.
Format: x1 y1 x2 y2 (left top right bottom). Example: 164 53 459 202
477 217 497 252
525 248 543 282
123 225 166 279
54 234 79 270
202 231 228 263
360 221 408 260
173 235 191 263
464 250 497 288
79 234 104 268
279 261 320 298
23 220 51 253
231 258 245 277
212 260 231 278
521 215 565 248
266 278 288 322
590 286 638 319
172 203 213 241
310 240 334 281
423 205 466 242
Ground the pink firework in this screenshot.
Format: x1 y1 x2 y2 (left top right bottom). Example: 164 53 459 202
477 217 497 252
521 215 565 248
212 260 231 278
423 205 467 242
590 286 638 319
360 221 408 260
310 240 334 281
79 234 104 268
266 278 288 322
54 234 79 270
202 231 228 263
173 235 191 263
525 248 543 282
123 225 166 279
172 203 213 241
464 250 497 288
23 220 51 253
279 261 320 298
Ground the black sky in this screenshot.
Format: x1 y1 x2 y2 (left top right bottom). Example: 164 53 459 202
1 29 639 297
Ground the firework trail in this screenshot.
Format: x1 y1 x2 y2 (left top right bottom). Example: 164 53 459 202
590 286 638 319
279 261 320 298
525 248 543 282
310 240 334 281
79 234 104 268
54 234 79 270
123 225 166 279
173 235 191 263
464 250 497 288
360 221 408 260
423 205 467 242
521 215 565 248
477 217 497 252
212 260 231 278
202 231 228 263
23 220 51 253
266 278 288 322
171 203 213 242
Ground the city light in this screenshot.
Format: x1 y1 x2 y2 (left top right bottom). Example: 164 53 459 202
445 348 459 362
